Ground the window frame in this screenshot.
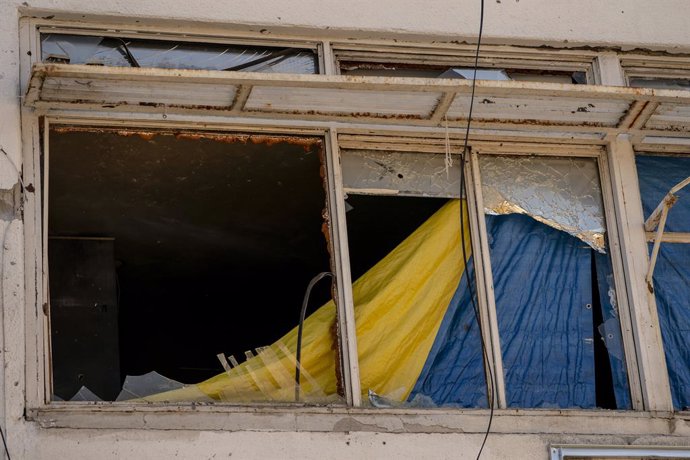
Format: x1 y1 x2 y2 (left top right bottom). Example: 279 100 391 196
467 143 644 410
17 15 685 432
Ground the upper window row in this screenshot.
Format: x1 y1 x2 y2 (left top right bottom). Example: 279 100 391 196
41 33 690 90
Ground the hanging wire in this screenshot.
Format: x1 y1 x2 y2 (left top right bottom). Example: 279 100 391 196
454 0 493 458
295 272 333 402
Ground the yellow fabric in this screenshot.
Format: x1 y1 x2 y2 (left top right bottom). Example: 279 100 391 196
143 199 470 403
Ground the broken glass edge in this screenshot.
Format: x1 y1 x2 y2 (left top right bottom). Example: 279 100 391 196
480 155 607 252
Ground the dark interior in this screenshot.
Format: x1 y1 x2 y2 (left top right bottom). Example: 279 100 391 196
48 128 333 392
47 127 447 399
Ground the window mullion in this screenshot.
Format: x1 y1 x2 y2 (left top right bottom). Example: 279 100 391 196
606 134 673 411
324 127 361 406
594 53 626 86
465 151 507 409
597 153 645 409
320 41 338 76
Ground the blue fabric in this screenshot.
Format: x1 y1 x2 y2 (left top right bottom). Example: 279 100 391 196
410 213 632 408
409 258 488 408
636 155 690 410
487 214 596 408
594 252 632 409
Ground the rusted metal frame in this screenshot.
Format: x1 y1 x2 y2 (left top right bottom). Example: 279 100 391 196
466 151 507 409
635 137 690 153
644 175 690 231
36 24 322 51
331 42 597 71
34 103 619 138
470 141 603 157
644 175 690 288
645 204 671 290
631 102 660 130
596 153 645 409
429 91 458 124
31 102 631 135
43 110 617 147
606 134 672 411
617 101 648 129
19 16 49 412
323 128 361 406
645 232 690 243
229 86 252 114
29 63 690 101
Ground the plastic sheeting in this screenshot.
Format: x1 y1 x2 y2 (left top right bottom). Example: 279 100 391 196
408 258 488 408
479 155 606 252
636 154 690 410
41 34 318 74
139 200 469 404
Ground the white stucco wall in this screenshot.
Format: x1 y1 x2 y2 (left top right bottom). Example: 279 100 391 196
2 1 690 458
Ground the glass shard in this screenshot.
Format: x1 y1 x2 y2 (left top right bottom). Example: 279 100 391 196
479 155 606 251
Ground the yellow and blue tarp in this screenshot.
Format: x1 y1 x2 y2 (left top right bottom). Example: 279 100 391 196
144 196 633 409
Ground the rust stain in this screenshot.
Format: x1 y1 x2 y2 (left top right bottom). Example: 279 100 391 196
447 116 611 128
246 108 425 121
51 126 323 150
316 145 344 398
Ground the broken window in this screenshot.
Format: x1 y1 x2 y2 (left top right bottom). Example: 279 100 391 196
46 126 342 404
341 63 587 84
41 34 319 74
636 153 690 411
479 154 630 409
333 147 630 409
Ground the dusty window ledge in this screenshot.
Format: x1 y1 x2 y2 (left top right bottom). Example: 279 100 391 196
26 404 690 435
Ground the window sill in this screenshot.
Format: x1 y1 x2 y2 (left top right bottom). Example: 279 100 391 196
27 403 689 435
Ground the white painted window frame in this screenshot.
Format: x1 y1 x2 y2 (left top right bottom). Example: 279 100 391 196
551 444 690 459
17 16 683 432
468 142 645 410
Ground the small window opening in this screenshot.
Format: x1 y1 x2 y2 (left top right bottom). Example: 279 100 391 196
629 77 690 91
46 127 336 403
340 62 587 84
41 34 319 74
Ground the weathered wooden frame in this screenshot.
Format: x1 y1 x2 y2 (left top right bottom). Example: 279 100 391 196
17 16 687 431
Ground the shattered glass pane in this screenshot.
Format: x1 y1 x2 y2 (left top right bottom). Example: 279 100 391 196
341 150 462 198
479 155 606 251
41 34 318 74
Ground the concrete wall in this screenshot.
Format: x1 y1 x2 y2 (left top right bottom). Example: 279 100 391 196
2 1 690 458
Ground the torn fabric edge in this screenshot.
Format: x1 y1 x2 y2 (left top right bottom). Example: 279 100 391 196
479 155 607 252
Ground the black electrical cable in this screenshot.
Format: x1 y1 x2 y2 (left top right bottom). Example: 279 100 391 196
110 38 140 68
456 1 492 459
0 425 10 460
295 272 333 402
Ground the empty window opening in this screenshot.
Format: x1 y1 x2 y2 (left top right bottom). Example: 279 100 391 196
41 34 319 74
46 127 336 403
343 195 488 408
